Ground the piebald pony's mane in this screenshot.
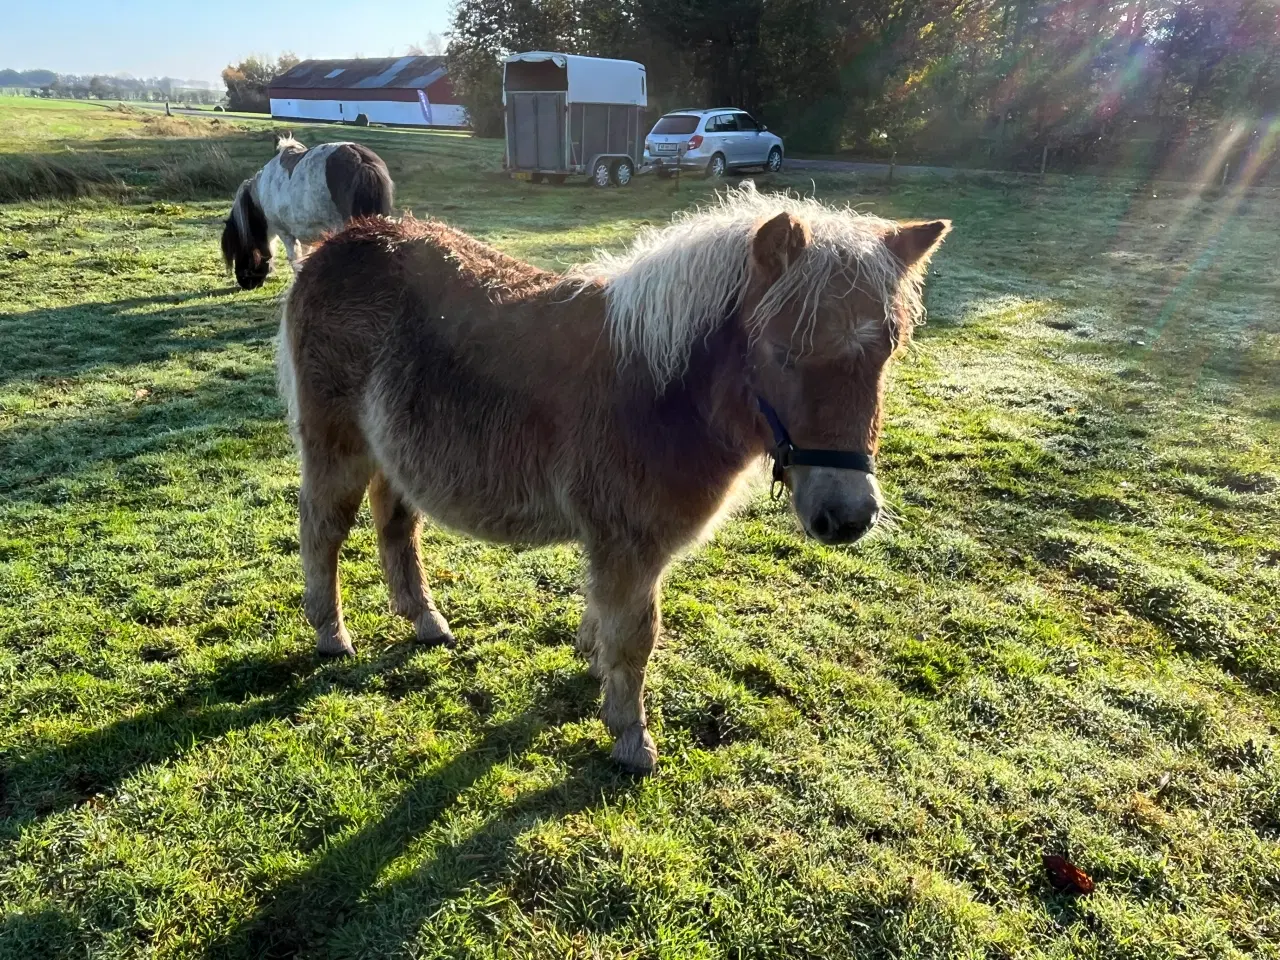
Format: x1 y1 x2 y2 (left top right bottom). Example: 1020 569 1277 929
565 182 923 388
229 136 308 246
229 178 261 251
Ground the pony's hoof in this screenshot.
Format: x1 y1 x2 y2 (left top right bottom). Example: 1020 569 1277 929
316 625 355 658
611 724 658 775
414 610 455 648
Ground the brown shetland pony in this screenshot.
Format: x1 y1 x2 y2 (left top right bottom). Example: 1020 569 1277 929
278 183 950 773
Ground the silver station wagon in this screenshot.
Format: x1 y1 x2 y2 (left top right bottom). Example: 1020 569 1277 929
644 108 785 178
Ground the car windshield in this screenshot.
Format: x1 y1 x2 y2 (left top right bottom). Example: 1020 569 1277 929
652 115 700 135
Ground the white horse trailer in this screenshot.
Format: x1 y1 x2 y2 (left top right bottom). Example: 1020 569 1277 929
503 52 647 187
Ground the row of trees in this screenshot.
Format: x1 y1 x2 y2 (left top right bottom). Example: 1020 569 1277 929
448 0 1280 175
3 72 219 103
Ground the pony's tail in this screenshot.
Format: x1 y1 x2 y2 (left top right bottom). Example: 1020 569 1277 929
276 297 300 444
348 153 394 219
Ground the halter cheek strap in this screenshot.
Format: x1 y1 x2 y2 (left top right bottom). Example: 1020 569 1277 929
756 394 875 498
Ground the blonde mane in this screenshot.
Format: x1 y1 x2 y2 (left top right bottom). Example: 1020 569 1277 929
565 182 922 388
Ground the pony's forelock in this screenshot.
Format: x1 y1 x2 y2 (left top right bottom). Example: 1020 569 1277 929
563 182 921 388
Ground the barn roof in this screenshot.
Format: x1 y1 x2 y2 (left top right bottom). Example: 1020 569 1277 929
271 56 447 91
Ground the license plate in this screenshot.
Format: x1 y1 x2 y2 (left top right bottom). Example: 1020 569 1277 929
656 143 676 154
511 171 533 181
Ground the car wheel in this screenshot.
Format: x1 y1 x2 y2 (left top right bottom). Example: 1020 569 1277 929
706 153 727 179
612 158 634 186
767 147 782 173
592 160 613 187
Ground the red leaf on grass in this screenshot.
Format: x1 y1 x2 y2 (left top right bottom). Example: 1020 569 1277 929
1042 854 1095 895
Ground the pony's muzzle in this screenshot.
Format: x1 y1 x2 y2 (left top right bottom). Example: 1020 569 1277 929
792 468 883 545
236 255 272 290
808 502 878 544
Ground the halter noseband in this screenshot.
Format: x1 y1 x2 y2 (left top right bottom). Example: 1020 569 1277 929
756 394 876 499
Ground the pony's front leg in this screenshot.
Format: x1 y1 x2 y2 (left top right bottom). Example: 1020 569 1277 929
281 236 301 271
584 548 665 774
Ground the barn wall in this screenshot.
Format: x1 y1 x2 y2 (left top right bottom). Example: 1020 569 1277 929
269 98 467 128
425 75 455 102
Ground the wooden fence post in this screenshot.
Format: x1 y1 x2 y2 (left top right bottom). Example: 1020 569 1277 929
1040 144 1048 180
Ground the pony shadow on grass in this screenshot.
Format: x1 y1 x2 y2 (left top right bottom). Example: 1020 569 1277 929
0 290 278 389
0 363 287 499
0 645 624 959
0 646 321 831
199 668 631 960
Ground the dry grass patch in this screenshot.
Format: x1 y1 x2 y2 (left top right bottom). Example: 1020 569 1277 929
0 153 125 202
137 113 225 138
153 145 247 199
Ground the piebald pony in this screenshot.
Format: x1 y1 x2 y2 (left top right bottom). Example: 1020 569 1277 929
221 134 393 289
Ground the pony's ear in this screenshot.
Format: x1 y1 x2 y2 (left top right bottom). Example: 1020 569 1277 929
751 211 811 283
885 220 951 270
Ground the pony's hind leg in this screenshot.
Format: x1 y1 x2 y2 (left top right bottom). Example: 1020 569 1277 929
584 546 665 774
368 472 453 646
299 449 371 657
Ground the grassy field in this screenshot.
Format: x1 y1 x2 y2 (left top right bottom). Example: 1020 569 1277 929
1 97 1278 959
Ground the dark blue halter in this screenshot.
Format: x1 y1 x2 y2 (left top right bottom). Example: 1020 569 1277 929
756 394 876 496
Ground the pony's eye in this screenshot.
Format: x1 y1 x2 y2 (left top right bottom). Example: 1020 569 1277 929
772 345 796 369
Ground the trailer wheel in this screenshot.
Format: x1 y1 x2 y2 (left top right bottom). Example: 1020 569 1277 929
548 174 567 185
591 159 613 187
529 172 545 184
612 158 634 186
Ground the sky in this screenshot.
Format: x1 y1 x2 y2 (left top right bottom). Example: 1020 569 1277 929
0 0 453 83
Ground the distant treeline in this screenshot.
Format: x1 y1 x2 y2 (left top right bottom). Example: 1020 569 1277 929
448 0 1280 179
1 68 220 103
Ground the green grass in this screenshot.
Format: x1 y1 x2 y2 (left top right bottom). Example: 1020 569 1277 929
1 96 1278 959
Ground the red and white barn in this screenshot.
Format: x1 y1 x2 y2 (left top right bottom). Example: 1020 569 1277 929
269 56 466 128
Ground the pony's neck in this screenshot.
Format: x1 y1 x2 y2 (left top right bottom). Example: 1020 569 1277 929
632 313 769 484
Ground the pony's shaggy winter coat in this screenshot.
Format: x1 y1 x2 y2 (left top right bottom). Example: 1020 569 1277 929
278 183 950 772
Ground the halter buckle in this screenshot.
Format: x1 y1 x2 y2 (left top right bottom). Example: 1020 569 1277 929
769 444 792 499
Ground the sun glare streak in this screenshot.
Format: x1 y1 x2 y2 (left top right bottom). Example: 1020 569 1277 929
1098 115 1262 356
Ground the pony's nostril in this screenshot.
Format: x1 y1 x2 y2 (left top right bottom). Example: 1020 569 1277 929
810 511 832 538
840 519 873 542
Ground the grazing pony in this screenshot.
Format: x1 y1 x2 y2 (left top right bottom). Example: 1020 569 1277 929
221 134 393 290
278 183 950 772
